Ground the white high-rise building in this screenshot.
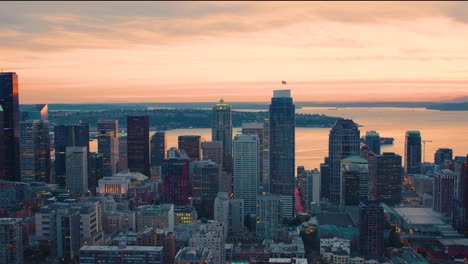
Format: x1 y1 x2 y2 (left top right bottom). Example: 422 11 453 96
66 146 88 193
233 134 258 216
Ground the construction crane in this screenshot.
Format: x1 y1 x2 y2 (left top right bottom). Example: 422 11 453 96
422 140 432 163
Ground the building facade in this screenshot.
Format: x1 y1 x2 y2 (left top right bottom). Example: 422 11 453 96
178 135 202 161
66 146 88 193
405 130 422 175
269 89 295 218
127 116 150 176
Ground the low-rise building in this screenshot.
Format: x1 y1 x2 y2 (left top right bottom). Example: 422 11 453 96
80 244 164 264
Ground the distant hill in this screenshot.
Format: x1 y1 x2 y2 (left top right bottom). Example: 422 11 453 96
426 102 468 111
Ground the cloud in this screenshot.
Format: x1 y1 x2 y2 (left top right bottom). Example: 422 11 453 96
1 1 468 54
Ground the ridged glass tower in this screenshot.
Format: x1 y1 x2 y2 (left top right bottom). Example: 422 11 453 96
328 119 360 205
269 89 295 219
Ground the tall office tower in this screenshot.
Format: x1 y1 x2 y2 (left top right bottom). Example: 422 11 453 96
340 156 369 206
229 198 244 235
242 122 271 192
328 119 360 205
202 141 223 166
163 158 190 206
320 157 330 201
54 123 89 188
97 119 119 177
457 157 468 237
405 130 422 175
375 153 402 206
269 89 295 218
434 148 453 166
151 131 166 167
256 193 282 240
297 167 320 211
50 207 81 262
127 116 150 176
365 130 381 155
360 145 378 199
0 108 4 180
20 119 51 183
66 146 88 193
189 220 225 264
192 160 219 204
0 72 20 181
433 169 455 216
359 200 384 259
262 118 270 192
214 192 230 239
178 135 201 161
118 135 127 172
88 153 104 195
212 99 232 162
0 218 23 264
233 134 258 216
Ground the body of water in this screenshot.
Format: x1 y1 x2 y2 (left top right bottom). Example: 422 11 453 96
90 107 468 170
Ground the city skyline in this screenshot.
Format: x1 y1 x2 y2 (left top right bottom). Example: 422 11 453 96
1 2 468 103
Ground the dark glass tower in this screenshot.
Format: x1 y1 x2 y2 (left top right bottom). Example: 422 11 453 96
269 89 295 218
365 130 381 155
458 157 468 237
328 119 360 204
127 115 150 176
375 152 402 206
212 99 232 160
162 158 190 206
151 131 166 167
54 123 89 188
434 148 453 166
359 200 384 259
97 120 119 177
178 135 201 161
404 130 422 175
0 72 20 181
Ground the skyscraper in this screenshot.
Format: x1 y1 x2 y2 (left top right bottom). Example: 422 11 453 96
320 157 330 201
20 105 51 183
269 89 295 218
457 157 468 237
178 135 201 161
0 218 23 264
54 123 89 188
191 160 219 205
88 153 104 195
433 169 455 216
375 153 402 206
359 200 384 259
66 146 88 194
202 141 223 166
162 158 190 206
242 122 270 192
97 119 119 177
256 193 282 240
0 72 20 181
328 119 360 204
405 130 422 175
212 99 232 162
434 148 453 166
127 116 150 176
151 131 166 167
233 134 258 216
340 156 369 206
118 135 127 172
365 130 381 155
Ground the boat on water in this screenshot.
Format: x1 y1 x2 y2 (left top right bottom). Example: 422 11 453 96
380 137 394 145
360 137 395 145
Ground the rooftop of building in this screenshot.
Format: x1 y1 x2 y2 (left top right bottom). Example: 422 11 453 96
393 207 445 225
175 247 211 261
242 122 264 129
437 238 468 247
0 218 22 225
80 245 163 252
406 130 421 135
137 203 173 212
341 156 368 164
268 258 308 264
114 170 149 181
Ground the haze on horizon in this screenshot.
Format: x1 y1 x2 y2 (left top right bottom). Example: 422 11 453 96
1 1 468 104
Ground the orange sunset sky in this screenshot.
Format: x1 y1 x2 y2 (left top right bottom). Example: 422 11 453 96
1 1 468 103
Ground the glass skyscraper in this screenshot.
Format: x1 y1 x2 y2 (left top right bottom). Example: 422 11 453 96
127 115 150 176
212 99 232 169
405 130 422 175
328 119 360 205
269 89 295 218
0 72 20 181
